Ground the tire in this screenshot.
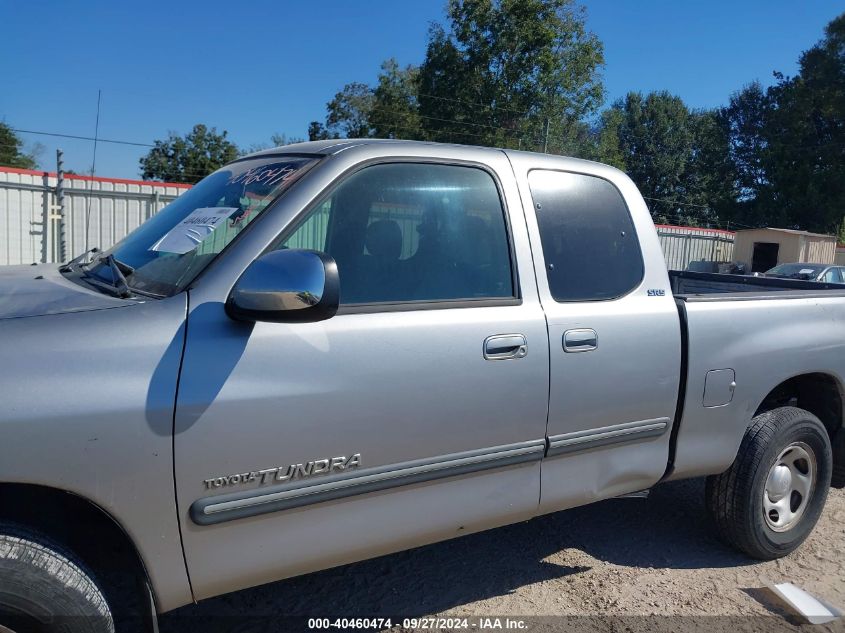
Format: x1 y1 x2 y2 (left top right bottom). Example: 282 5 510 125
0 523 114 633
705 406 832 560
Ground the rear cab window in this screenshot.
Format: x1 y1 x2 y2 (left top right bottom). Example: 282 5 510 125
528 169 644 302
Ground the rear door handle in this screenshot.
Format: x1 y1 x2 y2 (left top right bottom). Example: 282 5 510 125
563 329 597 353
484 334 527 360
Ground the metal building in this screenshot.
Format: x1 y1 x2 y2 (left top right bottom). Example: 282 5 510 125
655 224 736 271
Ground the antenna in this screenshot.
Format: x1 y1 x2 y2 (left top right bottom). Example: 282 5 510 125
84 89 102 253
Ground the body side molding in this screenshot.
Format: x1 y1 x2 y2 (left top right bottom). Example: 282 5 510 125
546 418 670 457
191 439 546 525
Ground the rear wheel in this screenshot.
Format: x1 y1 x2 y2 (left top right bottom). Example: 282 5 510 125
705 406 832 560
0 523 114 633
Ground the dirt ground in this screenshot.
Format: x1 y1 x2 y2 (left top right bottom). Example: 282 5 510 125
160 479 844 632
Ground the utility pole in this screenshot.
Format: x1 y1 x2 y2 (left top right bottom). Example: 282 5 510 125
543 118 550 154
56 149 66 262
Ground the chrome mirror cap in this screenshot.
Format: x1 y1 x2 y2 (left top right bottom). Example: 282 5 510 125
226 249 339 323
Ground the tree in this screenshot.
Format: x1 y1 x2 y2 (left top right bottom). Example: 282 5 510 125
139 124 239 183
315 0 604 150
325 82 375 138
716 83 778 228
760 13 845 234
370 59 423 139
307 121 334 141
243 133 305 154
0 122 38 169
717 14 845 234
589 107 626 169
417 0 604 149
597 91 732 226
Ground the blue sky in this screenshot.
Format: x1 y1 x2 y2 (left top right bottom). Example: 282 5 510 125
1 1 839 179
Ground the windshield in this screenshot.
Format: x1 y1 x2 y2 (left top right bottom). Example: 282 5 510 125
766 263 824 279
83 155 318 296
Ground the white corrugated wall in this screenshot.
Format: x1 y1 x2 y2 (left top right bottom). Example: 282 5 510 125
0 167 189 265
656 225 736 271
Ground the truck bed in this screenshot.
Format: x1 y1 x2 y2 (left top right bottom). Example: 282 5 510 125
669 270 845 301
666 269 845 482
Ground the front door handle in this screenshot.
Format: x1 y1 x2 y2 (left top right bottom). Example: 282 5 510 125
563 329 598 353
484 334 527 360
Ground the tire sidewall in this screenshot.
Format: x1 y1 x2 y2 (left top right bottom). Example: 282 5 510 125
748 412 832 555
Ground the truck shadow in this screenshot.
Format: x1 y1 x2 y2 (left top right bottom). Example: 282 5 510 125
159 478 751 629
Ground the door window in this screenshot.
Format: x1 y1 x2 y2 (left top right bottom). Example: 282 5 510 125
821 267 843 283
277 163 515 305
528 170 644 302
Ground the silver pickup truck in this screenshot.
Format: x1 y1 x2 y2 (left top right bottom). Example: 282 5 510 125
1 140 844 632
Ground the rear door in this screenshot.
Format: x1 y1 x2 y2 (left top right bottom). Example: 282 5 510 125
821 267 844 284
175 148 550 600
507 153 682 513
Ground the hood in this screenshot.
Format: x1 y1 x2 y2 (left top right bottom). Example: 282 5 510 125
0 264 138 320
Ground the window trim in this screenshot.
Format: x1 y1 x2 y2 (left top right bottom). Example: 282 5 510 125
268 157 522 313
527 167 645 304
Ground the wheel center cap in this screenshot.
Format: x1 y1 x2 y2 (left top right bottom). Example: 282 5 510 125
766 465 792 501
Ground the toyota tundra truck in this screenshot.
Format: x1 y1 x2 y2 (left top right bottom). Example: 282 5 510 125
1 140 844 632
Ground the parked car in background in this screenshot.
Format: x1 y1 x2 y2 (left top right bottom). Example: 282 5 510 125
763 262 845 283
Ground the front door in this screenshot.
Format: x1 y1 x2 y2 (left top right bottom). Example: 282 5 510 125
508 156 682 514
174 154 550 600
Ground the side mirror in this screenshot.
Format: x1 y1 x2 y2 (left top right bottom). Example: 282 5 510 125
226 249 339 323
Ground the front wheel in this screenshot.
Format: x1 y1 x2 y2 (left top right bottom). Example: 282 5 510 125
0 523 114 633
705 406 832 560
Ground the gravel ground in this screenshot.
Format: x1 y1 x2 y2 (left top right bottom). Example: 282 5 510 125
160 479 844 632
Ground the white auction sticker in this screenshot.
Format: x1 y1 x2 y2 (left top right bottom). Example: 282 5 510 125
149 207 238 254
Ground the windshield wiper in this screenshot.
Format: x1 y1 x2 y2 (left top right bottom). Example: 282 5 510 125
59 247 100 273
100 254 135 298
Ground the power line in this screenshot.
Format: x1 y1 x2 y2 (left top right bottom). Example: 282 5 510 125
417 92 534 118
642 195 711 210
11 128 154 148
2 125 825 234
366 104 533 138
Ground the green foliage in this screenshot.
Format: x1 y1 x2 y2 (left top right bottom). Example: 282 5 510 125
417 0 604 149
718 13 845 234
140 124 239 184
307 121 335 141
270 133 304 147
762 13 845 234
370 60 423 139
0 122 38 169
317 0 603 150
596 91 732 225
307 6 845 235
589 108 626 169
243 133 305 155
325 82 376 139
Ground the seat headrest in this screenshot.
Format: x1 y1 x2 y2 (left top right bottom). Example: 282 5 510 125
366 219 403 260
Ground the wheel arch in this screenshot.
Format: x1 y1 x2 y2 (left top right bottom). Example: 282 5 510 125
0 482 159 624
754 372 844 487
